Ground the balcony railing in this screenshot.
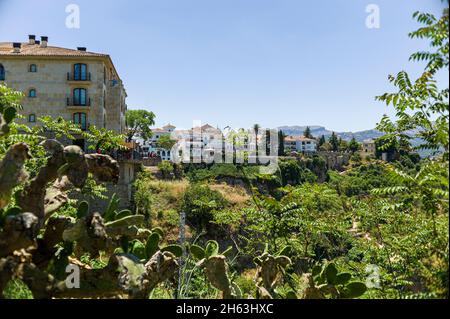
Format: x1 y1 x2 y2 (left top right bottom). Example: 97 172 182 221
67 97 91 107
67 72 91 82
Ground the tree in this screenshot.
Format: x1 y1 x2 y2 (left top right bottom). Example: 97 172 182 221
338 138 348 152
376 5 449 159
348 137 361 153
158 160 174 180
278 130 286 156
329 132 339 152
319 142 332 152
253 124 261 164
318 135 326 147
304 126 313 139
371 4 449 296
125 110 155 142
156 134 177 151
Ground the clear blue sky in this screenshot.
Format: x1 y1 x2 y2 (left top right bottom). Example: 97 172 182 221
0 0 448 131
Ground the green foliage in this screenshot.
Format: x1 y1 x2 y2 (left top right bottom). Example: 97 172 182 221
158 161 174 180
125 109 156 142
2 280 33 300
278 159 317 186
308 262 367 299
304 126 313 139
328 163 391 197
156 135 177 151
348 137 361 153
329 132 339 152
376 8 449 158
182 183 228 229
104 193 121 222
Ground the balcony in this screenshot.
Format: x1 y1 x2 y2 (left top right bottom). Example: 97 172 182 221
66 97 91 110
67 72 91 83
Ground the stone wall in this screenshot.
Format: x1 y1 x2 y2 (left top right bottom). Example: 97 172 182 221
76 160 141 212
317 151 351 171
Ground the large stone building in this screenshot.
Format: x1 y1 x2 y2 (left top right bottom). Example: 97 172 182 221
0 35 127 150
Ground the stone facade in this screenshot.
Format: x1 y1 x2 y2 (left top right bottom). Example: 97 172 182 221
0 37 127 149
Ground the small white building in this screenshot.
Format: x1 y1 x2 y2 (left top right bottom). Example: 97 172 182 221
135 124 176 161
285 136 318 153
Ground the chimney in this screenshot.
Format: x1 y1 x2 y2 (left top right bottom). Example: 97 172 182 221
40 36 48 48
77 47 87 52
12 42 21 53
35 40 41 45
28 35 36 45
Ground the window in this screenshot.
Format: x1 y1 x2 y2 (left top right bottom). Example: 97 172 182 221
73 63 88 81
28 89 37 98
73 112 87 131
0 64 5 80
28 114 36 123
29 64 37 72
73 88 87 105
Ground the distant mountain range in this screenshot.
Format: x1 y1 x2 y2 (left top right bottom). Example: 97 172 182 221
278 126 384 142
278 125 439 158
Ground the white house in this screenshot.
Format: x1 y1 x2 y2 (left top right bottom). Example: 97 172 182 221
135 124 176 161
285 136 318 153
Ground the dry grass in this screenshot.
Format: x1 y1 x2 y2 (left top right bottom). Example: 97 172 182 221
209 183 251 207
147 179 189 211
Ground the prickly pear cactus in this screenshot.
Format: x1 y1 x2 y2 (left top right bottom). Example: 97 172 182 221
300 262 367 299
253 245 292 299
190 240 241 299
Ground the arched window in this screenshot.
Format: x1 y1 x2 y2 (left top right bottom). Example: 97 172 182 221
29 64 37 72
28 89 37 98
28 114 36 123
0 64 5 81
73 88 87 105
73 63 87 81
73 112 87 131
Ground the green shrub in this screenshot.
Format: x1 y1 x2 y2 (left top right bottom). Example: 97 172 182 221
182 184 228 229
158 161 174 180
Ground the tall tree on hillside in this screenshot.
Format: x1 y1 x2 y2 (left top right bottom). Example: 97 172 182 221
304 126 313 139
156 134 177 151
253 124 261 164
329 132 339 152
125 109 156 142
339 138 349 152
348 137 361 153
278 130 286 156
319 135 326 147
